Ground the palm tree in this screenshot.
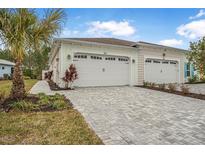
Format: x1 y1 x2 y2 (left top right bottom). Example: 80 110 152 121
0 9 65 100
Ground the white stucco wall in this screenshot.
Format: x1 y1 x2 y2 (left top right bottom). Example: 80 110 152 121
57 41 138 88
0 64 13 78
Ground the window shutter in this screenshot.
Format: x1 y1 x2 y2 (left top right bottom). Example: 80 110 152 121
190 64 194 78
184 63 187 78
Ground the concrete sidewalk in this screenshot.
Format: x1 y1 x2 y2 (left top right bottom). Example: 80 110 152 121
29 80 54 95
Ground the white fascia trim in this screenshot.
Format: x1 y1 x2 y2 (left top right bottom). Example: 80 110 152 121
137 44 188 53
56 39 137 50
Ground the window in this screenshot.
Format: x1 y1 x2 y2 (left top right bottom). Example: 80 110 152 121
2 66 4 70
74 54 87 59
153 60 160 63
145 59 152 63
170 61 177 64
186 64 190 77
106 57 115 61
91 56 102 60
81 55 87 59
162 61 168 64
119 58 128 61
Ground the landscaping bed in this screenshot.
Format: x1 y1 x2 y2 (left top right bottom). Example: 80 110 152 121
0 80 103 144
0 93 73 112
185 81 205 84
138 82 205 101
47 80 74 91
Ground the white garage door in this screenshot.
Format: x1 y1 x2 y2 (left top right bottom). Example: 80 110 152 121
73 53 130 87
144 58 179 84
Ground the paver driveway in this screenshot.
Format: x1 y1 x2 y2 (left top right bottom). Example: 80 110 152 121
59 86 205 145
186 84 205 95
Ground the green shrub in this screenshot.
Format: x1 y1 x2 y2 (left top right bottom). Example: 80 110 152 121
143 81 149 87
188 75 198 83
24 76 31 80
168 83 176 92
37 93 50 105
3 74 11 80
10 101 39 112
23 68 36 79
149 82 156 88
49 93 65 101
37 93 67 107
158 84 166 90
180 84 190 94
50 100 68 110
8 93 70 112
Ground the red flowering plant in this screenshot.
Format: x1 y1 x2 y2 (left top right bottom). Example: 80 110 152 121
62 64 78 89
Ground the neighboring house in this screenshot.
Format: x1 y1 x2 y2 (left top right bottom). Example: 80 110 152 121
49 38 193 88
0 59 15 78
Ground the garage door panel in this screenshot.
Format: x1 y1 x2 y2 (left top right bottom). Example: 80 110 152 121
144 58 179 84
74 54 129 87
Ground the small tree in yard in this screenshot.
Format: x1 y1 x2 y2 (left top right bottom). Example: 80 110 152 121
62 64 78 89
187 37 205 80
0 8 65 100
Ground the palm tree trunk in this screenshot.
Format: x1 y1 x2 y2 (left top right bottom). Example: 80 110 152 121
10 60 26 100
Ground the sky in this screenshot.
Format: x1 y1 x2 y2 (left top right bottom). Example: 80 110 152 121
43 8 204 50
1 8 204 50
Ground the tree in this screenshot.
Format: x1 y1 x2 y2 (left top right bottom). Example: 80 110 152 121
187 37 205 80
0 49 13 61
62 64 78 89
32 46 51 79
0 9 65 100
23 45 51 79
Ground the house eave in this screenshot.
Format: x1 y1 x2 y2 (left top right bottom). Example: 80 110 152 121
54 38 137 50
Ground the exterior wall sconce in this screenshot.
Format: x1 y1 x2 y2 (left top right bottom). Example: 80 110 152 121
67 54 71 60
162 53 166 59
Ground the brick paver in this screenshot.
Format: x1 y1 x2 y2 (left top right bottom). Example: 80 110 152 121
30 82 205 144
60 87 205 144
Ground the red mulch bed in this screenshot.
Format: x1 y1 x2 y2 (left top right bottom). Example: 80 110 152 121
137 86 205 101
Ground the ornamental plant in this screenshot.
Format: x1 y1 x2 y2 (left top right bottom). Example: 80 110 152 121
62 64 78 89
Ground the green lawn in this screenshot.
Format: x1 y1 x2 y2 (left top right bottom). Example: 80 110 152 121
0 79 38 96
0 80 103 144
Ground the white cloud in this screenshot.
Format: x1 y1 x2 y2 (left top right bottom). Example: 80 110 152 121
87 20 136 37
177 19 205 39
189 9 205 20
159 39 183 47
60 28 79 37
75 16 81 20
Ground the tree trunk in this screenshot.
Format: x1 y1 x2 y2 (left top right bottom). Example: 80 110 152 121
10 60 26 100
199 64 205 80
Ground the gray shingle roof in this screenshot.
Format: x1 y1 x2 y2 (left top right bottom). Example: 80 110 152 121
59 38 137 47
0 59 15 66
56 38 188 52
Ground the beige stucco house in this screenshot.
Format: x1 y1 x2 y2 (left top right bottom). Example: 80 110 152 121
48 38 191 88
